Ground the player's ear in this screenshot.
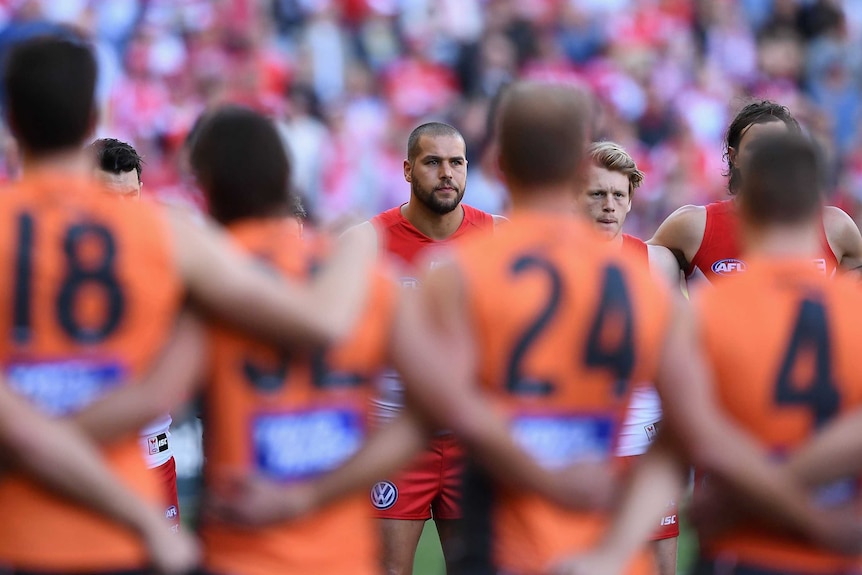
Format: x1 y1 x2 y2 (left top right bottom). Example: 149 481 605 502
728 146 739 168
403 159 412 183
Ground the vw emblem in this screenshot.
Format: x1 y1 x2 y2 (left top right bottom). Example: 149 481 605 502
370 480 398 510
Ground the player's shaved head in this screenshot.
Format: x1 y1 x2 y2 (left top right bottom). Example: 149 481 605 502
740 133 822 225
407 122 463 163
496 82 591 188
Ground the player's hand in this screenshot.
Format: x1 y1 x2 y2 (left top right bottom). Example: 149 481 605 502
140 515 200 575
548 549 624 575
206 472 318 527
688 479 743 542
551 460 621 511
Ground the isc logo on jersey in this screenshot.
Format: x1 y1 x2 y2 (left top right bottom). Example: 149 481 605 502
711 259 747 275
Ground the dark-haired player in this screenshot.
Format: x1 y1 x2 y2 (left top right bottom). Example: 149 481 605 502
690 133 862 575
89 136 182 532
649 100 862 282
88 137 143 199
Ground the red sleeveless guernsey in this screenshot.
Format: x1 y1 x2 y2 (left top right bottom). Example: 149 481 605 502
688 200 838 282
370 204 495 268
621 234 649 264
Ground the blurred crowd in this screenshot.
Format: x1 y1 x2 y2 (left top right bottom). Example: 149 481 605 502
0 0 861 237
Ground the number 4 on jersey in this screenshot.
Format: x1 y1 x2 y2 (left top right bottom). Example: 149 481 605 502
774 298 840 429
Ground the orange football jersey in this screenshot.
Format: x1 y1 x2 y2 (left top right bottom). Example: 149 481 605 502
202 219 396 575
0 172 182 571
452 211 670 575
697 257 862 573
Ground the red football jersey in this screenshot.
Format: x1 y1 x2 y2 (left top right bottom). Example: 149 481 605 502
370 204 494 268
688 200 838 282
621 234 649 264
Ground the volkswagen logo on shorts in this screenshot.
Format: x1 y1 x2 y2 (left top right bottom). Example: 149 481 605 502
370 480 398 510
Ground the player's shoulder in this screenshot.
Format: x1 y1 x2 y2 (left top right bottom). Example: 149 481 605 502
823 205 861 246
823 205 854 227
662 203 708 228
461 204 496 229
369 205 403 227
648 203 707 246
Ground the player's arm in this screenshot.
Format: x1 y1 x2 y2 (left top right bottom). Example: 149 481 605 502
647 205 706 272
207 410 430 526
783 409 862 488
551 432 687 575
0 382 198 574
71 310 207 444
391 259 617 509
168 209 377 349
647 244 683 291
823 206 862 273
656 299 859 552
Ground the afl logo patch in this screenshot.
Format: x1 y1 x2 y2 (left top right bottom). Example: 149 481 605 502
370 481 398 510
711 258 746 275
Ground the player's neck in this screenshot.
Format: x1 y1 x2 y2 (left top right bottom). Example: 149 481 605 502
744 223 821 259
607 232 624 249
21 148 91 179
402 200 465 241
509 184 577 216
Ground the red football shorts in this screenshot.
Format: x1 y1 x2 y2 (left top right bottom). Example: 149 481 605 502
153 456 181 532
371 434 463 520
619 455 679 540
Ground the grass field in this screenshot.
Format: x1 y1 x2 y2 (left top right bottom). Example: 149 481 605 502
412 511 699 575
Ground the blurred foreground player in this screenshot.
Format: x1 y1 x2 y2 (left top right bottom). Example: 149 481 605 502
691 133 862 575
0 370 195 574
190 106 396 575
577 141 680 575
90 136 182 532
0 36 378 575
649 100 862 282
344 121 499 575
405 82 860 575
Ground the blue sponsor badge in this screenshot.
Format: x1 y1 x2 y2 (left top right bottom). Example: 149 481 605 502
813 479 858 508
512 414 614 469
7 359 125 416
253 408 365 482
771 449 858 508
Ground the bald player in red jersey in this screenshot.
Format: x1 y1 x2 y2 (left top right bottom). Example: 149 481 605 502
649 100 862 284
576 140 681 575
345 122 500 575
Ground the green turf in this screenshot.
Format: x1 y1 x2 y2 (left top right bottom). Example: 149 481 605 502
414 521 446 575
412 514 699 575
